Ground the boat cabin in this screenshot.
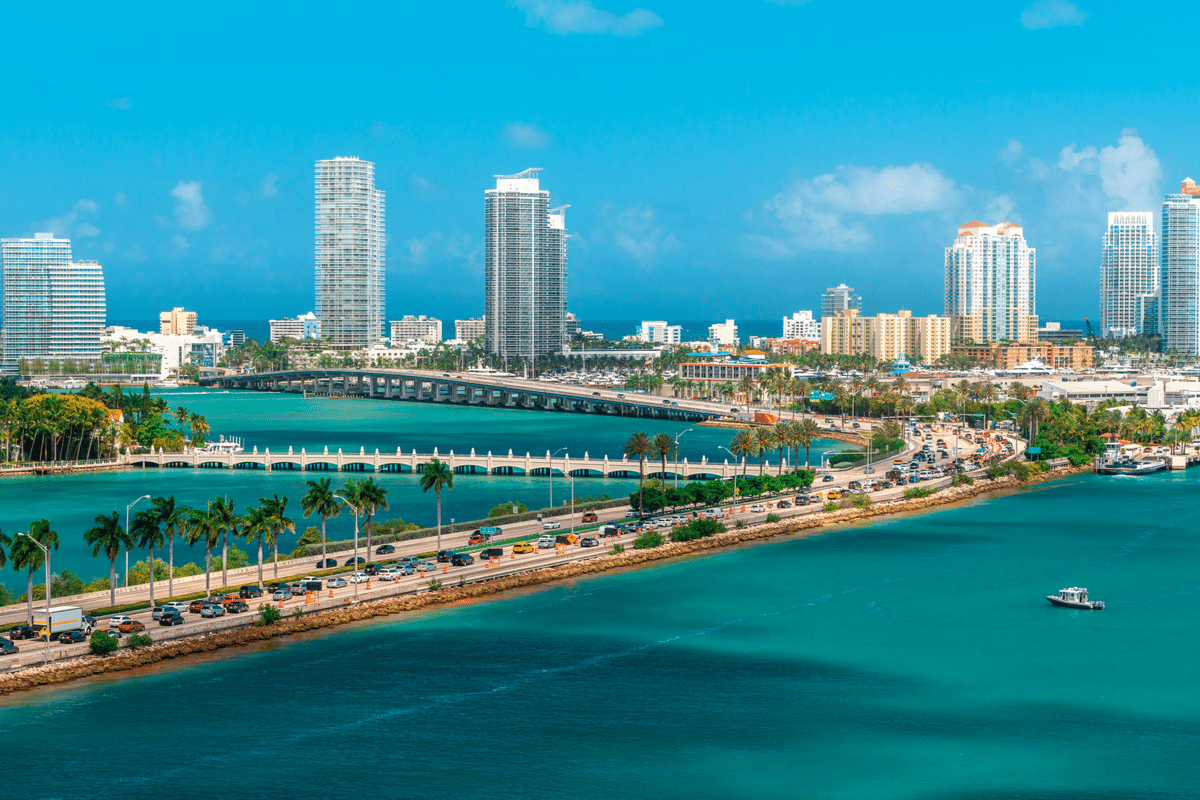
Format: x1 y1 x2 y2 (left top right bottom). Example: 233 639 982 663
1058 587 1089 603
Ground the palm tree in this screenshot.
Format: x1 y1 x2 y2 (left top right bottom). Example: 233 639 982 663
622 431 651 512
301 477 340 566
737 375 756 412
184 504 224 595
152 495 187 598
774 422 796 475
729 429 756 486
797 418 820 468
1021 396 1049 446
260 494 295 578
12 520 57 624
358 478 389 560
419 458 454 552
650 432 674 484
84 511 130 607
754 426 776 475
241 505 270 587
131 509 164 606
211 495 240 589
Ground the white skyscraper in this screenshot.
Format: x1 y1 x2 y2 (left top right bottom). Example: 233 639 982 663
1159 179 1200 355
0 233 106 375
944 220 1037 344
1100 211 1158 339
315 156 385 348
782 310 820 340
484 169 568 360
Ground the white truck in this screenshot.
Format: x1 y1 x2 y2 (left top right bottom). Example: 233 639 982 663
32 606 93 639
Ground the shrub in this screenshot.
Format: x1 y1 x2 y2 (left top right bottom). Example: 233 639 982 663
292 607 303 620
765 513 782 523
89 630 119 656
428 578 443 592
951 474 974 487
609 543 625 554
735 519 747 528
633 531 665 549
984 464 1006 480
903 487 936 499
126 632 153 650
257 604 282 626
847 493 873 509
671 518 727 542
488 501 528 518
823 501 840 512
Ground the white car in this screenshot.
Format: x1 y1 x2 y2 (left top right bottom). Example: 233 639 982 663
164 602 189 613
348 572 370 584
537 537 555 549
542 521 561 530
750 504 767 513
416 561 438 572
655 518 673 528
378 568 400 581
108 615 132 628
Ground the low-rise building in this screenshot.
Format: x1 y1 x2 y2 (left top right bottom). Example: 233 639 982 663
1038 379 1140 406
678 354 792 391
389 315 442 345
455 316 486 343
708 319 739 347
952 341 1094 370
104 325 226 380
270 312 320 343
1038 322 1083 343
761 338 821 357
637 320 682 345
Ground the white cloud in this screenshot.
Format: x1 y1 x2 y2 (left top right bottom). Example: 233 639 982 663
1020 0 1087 29
759 162 959 252
260 174 279 198
172 234 189 250
608 205 680 261
999 139 1024 164
170 181 211 230
114 191 127 209
1057 129 1162 211
985 194 1019 223
42 199 100 239
106 97 134 111
505 122 549 149
514 0 663 36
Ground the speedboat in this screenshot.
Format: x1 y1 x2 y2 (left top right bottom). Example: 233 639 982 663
1095 458 1166 476
1047 587 1104 610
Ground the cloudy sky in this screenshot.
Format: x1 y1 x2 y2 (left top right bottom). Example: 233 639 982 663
0 1 1185 324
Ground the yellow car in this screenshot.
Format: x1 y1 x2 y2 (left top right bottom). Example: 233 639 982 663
512 541 534 554
827 490 842 500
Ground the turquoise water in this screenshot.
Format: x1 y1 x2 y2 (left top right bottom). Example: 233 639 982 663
3 472 1199 798
4 390 838 589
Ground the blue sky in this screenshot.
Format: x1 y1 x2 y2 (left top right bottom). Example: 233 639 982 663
0 1 1189 326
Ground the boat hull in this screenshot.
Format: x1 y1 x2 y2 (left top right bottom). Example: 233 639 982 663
1047 596 1104 610
1096 460 1165 476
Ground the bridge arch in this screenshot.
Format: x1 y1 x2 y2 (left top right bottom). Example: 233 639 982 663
341 462 376 473
303 461 339 472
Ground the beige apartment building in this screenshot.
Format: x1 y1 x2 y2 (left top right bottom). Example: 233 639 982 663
159 307 197 335
821 309 951 363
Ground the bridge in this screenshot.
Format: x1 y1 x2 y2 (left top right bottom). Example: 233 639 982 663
120 447 750 480
202 368 731 421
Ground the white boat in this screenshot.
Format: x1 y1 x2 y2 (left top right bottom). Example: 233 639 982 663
200 435 244 455
1047 586 1104 610
155 380 180 388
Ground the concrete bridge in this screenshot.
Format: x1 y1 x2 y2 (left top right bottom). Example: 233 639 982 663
203 368 731 422
120 447 750 480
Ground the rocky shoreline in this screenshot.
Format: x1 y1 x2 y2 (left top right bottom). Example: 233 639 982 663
0 463 1091 697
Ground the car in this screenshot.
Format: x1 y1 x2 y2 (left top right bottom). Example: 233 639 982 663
239 584 264 598
0 640 18 656
159 612 184 627
107 616 132 628
597 524 620 537
654 518 673 528
343 557 366 567
750 504 767 513
58 630 88 645
777 500 792 508
375 544 396 555
101 627 123 639
364 564 383 576
847 481 862 490
437 550 454 563
378 568 401 581
348 572 370 583
537 537 555 549
226 601 249 613
730 407 739 413
618 393 626 399
795 495 810 506
542 521 561 530
451 553 475 566
624 509 640 518
397 555 419 568
822 473 834 482
581 511 598 523
826 490 842 500
189 599 208 613
164 602 189 614
118 620 146 633
512 541 534 554
315 559 338 569
151 606 170 621
326 577 348 589
272 589 292 601
201 604 226 618
579 536 599 547
662 399 671 405
415 561 438 572
480 547 505 560
863 466 875 474
807 494 821 503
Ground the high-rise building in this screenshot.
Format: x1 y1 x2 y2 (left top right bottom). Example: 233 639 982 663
944 220 1037 344
389 315 442 344
227 330 246 349
454 316 486 343
159 307 197 335
1159 180 1200 355
708 319 739 347
821 309 951 363
820 284 861 320
484 169 568 359
0 233 106 376
782 310 820 340
1100 212 1158 339
315 156 385 349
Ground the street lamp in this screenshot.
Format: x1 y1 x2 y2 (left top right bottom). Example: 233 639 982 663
125 495 151 588
17 532 50 662
549 447 567 509
333 494 361 600
673 428 692 489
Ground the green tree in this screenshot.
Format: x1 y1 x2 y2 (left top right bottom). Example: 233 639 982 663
184 503 224 594
152 495 187 598
650 432 675 485
622 431 651 513
131 509 164 607
211 496 240 588
301 477 340 567
84 511 131 607
357 478 389 561
12 519 58 625
487 500 527 518
419 458 454 552
259 493 295 579
241 505 271 587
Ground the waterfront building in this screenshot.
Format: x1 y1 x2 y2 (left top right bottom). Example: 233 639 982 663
1038 322 1083 343
455 316 486 344
389 315 443 345
821 309 951 363
782 310 820 341
270 312 321 343
104 325 225 380
708 319 739 347
315 156 385 349
760 338 821 357
484 168 568 360
0 233 106 376
159 307 197 335
1100 211 1158 339
1159 180 1200 355
678 354 793 392
227 329 246 349
951 341 1094 371
820 284 860 320
944 221 1038 343
637 321 682 345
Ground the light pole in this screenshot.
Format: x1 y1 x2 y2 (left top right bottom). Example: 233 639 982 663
549 447 567 509
334 494 361 600
568 475 575 539
673 428 692 489
17 532 50 662
718 445 741 500
125 495 151 588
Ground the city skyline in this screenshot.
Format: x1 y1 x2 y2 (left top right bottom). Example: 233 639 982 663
2 2 1197 324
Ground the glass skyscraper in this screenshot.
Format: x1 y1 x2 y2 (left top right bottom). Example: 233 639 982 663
1100 211 1158 339
944 220 1037 344
484 168 568 360
0 233 106 376
1159 181 1200 355
820 284 861 321
314 156 385 349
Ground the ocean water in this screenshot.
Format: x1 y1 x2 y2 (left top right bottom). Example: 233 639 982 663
2 471 1197 798
3 389 838 589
